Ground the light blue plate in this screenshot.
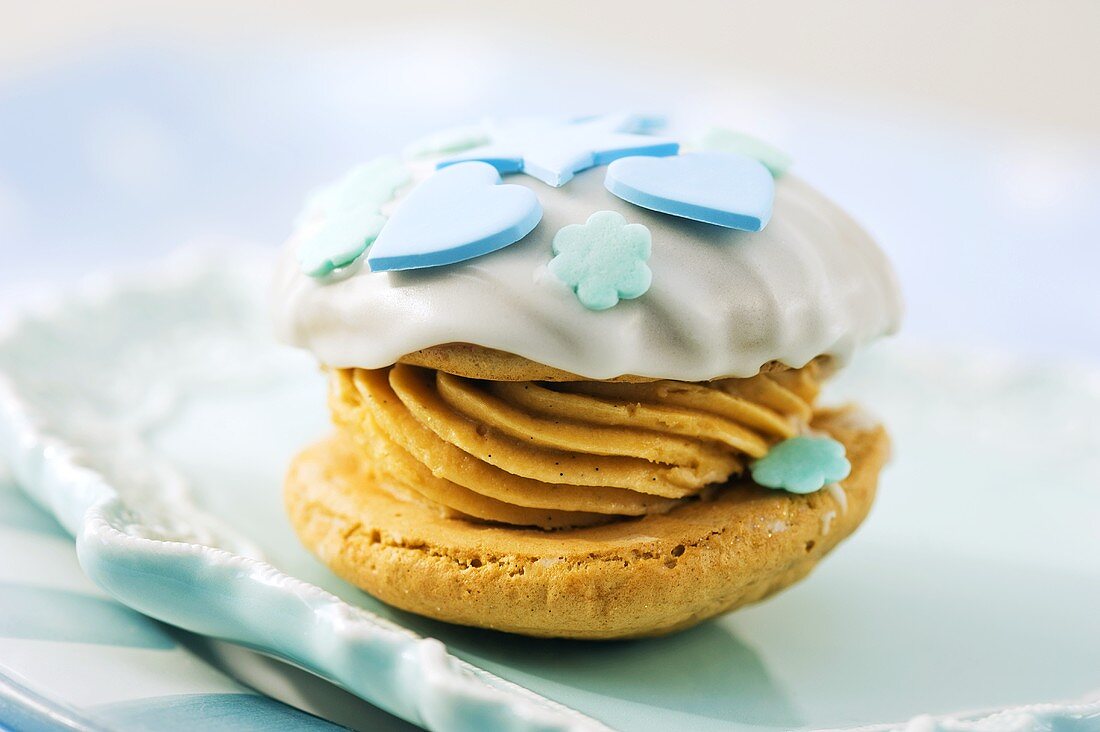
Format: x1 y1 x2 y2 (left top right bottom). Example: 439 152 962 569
0 466 418 731
1 251 1098 732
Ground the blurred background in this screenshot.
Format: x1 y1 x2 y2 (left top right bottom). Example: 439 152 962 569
2 0 1098 361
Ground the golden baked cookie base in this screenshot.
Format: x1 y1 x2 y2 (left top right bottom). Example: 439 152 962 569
398 343 805 382
285 407 888 639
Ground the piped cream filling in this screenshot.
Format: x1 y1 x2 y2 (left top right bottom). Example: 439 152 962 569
330 361 823 530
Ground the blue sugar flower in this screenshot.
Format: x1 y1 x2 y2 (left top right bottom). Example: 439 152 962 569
295 156 410 276
750 436 851 494
297 206 388 277
403 124 491 159
698 127 793 177
548 211 652 311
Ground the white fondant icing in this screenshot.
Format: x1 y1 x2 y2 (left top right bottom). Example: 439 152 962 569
273 152 902 380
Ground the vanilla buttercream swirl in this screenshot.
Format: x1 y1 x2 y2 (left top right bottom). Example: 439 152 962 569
329 361 823 529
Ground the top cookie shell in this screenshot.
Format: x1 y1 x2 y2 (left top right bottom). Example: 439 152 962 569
272 161 902 381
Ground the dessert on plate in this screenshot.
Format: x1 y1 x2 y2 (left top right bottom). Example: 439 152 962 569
273 114 902 639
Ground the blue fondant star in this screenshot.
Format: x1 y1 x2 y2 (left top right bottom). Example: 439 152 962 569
750 436 851 494
437 114 679 187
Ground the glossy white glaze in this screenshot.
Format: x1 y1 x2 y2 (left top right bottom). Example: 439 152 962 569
273 152 902 380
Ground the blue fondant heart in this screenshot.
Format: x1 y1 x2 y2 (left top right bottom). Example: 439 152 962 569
366 162 542 272
604 152 774 231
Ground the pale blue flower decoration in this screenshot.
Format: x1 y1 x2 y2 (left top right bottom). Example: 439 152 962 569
296 156 410 277
548 211 652 311
403 124 491 160
750 436 851 494
698 127 793 177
